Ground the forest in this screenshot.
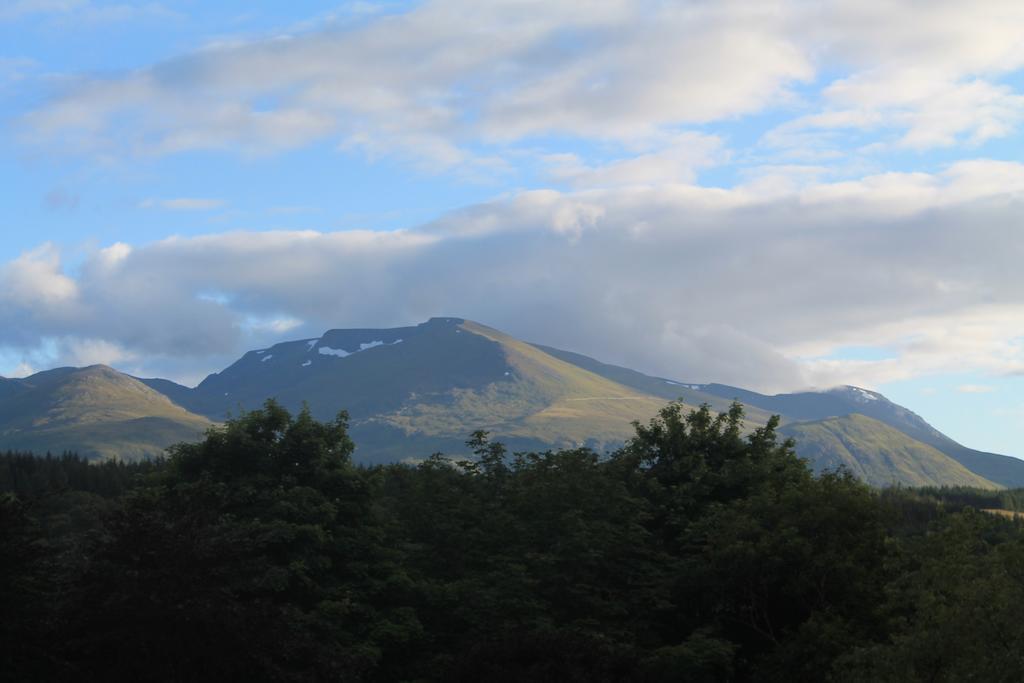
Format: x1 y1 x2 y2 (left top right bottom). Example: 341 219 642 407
3 400 1024 682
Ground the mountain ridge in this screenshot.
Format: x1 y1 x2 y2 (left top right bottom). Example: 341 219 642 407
0 318 1019 489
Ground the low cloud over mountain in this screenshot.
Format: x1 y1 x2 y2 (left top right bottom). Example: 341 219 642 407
3 160 1023 391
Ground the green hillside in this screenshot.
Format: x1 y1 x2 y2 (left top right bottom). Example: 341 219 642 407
701 383 1024 487
534 344 777 426
781 414 999 489
3 318 1020 487
368 321 669 449
0 365 212 460
149 318 678 462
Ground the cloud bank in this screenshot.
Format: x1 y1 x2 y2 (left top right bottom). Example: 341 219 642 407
3 160 1023 390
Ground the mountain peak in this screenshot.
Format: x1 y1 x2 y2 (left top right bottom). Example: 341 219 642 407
829 385 887 404
0 364 210 460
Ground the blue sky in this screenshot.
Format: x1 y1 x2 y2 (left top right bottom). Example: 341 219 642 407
1 0 1023 456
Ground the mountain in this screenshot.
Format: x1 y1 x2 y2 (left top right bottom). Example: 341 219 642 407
693 384 1024 488
779 414 998 489
0 365 211 460
538 355 1024 487
142 318 674 461
2 317 1021 489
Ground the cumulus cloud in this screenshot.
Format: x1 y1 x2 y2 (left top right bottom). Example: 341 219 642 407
1 160 1023 391
20 0 812 164
0 244 78 308
767 72 1024 154
18 0 1024 173
762 1 1024 156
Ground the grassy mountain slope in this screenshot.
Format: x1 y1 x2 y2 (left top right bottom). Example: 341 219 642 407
374 321 668 443
702 384 1024 488
148 318 676 462
0 366 211 460
781 414 999 489
354 321 675 460
8 318 1016 486
534 344 777 425
537 349 1023 487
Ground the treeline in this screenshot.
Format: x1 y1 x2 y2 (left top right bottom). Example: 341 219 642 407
0 451 162 498
901 484 1024 511
3 401 1024 681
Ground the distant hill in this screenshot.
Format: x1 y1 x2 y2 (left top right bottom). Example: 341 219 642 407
541 353 1024 488
696 384 1024 488
779 414 998 489
1 317 1021 489
0 365 211 460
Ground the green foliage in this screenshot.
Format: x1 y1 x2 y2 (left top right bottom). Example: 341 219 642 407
907 484 1024 511
55 400 405 681
0 450 161 497
4 399 1024 680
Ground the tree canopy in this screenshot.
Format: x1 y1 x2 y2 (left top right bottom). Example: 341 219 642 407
3 400 1024 681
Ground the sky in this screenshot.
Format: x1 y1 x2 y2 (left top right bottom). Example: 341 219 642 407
1 0 1023 456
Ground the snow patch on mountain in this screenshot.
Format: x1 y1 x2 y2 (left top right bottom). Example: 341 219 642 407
851 387 878 402
832 386 881 403
317 339 403 359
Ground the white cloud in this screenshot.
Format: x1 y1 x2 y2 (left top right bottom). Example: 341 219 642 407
20 0 812 165
97 242 132 267
246 316 304 335
810 0 1024 75
62 338 136 367
18 0 1024 173
759 0 1024 155
545 133 725 189
1 160 1023 391
796 306 1024 388
139 198 227 211
768 72 1024 153
9 361 36 378
959 384 997 394
0 243 78 307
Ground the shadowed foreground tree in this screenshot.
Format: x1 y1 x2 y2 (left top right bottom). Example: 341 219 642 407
58 402 409 682
5 400 1024 681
